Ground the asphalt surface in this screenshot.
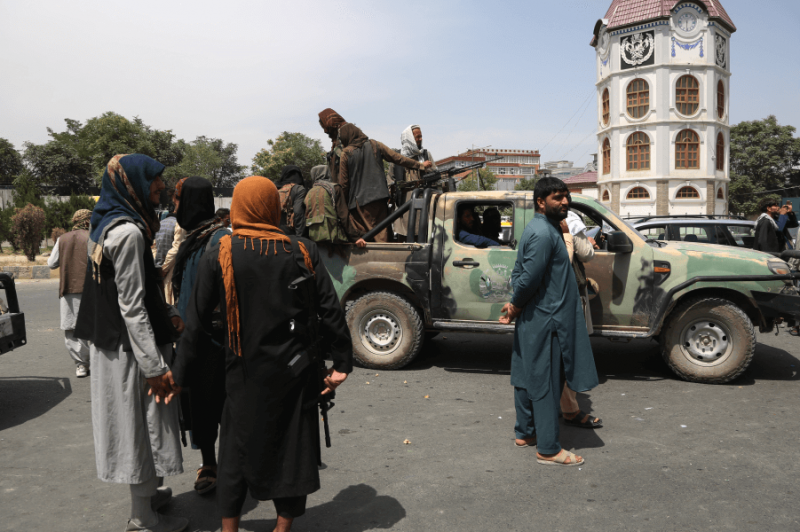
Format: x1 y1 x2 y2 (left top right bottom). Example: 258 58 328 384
2 279 800 531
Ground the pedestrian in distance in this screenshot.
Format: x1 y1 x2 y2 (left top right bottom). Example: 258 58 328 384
338 123 431 244
47 209 93 378
154 194 178 268
161 177 190 305
172 176 353 532
73 154 187 532
216 208 231 229
499 177 599 466
170 177 231 495
754 198 798 253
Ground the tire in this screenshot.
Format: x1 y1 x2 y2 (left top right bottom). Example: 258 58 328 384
660 297 755 384
346 291 424 369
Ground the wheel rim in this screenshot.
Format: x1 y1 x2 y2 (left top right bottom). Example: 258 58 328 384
359 309 403 356
679 318 732 366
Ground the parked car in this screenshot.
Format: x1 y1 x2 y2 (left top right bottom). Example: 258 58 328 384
630 215 756 249
319 191 800 384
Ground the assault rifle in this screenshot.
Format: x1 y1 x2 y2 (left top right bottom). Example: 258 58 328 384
392 156 502 207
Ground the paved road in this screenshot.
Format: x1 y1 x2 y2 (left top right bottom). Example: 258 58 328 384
2 279 799 531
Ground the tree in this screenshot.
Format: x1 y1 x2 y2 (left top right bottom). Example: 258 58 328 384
251 132 326 184
458 168 498 192
12 170 45 210
0 138 24 185
729 116 800 210
515 177 539 191
164 136 245 187
12 204 46 261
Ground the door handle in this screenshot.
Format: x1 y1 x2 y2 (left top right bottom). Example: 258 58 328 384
453 259 480 267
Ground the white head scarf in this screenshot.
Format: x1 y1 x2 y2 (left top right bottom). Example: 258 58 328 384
566 210 587 236
400 124 423 159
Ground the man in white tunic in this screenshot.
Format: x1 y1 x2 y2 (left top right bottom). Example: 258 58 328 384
47 209 92 377
74 154 187 532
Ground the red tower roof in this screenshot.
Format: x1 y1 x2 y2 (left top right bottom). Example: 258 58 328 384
599 0 735 33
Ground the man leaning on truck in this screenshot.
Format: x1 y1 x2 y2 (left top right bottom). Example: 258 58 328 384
500 177 599 467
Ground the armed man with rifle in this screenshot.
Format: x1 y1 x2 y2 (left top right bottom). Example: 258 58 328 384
391 125 438 238
173 176 352 532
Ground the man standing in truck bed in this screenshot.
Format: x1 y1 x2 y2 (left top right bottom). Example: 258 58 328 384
338 123 431 242
500 177 598 467
391 125 437 238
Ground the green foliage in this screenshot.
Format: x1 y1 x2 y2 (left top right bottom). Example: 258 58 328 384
164 136 245 187
43 194 96 238
515 177 539 191
457 168 498 192
0 208 15 252
12 171 45 209
729 116 800 211
12 203 46 261
0 138 24 185
251 132 326 184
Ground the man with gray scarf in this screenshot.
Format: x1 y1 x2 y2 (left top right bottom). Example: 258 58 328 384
391 125 437 237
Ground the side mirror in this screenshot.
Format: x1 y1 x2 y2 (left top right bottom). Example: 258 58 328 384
606 231 633 253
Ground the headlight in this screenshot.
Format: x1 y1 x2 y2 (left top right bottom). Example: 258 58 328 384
768 260 792 276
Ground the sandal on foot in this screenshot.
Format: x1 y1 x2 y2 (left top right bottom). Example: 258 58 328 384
790 327 800 337
563 410 602 428
537 449 584 467
514 436 537 448
194 467 217 494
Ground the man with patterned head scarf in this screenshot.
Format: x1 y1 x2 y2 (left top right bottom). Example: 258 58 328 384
47 209 93 378
74 154 188 532
173 176 353 532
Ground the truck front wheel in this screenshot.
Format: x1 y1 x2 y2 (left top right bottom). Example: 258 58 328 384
660 297 755 384
347 291 424 369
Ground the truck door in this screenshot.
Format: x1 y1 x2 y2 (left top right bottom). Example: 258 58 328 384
439 194 530 321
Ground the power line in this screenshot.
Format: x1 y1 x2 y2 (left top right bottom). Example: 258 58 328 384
539 89 596 152
553 95 595 160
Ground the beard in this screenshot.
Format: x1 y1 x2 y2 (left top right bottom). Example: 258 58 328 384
545 202 569 221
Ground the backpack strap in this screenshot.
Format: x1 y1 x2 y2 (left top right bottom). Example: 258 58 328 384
287 236 320 356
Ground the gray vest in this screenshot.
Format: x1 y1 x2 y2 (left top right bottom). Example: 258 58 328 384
346 140 389 210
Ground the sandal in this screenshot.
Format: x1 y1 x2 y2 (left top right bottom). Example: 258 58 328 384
563 410 602 428
537 449 584 467
194 466 217 494
514 436 537 448
790 327 800 337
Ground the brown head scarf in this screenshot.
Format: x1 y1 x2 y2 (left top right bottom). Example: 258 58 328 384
338 123 369 150
72 209 92 231
318 108 347 147
218 176 315 357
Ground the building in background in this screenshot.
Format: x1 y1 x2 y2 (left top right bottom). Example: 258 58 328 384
541 160 586 180
592 0 735 218
564 170 599 199
436 149 540 191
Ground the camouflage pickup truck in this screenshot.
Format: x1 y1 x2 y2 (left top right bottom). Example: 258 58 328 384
320 190 800 384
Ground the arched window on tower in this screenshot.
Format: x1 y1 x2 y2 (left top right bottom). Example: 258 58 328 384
716 132 725 171
626 187 650 200
627 79 650 118
602 138 611 174
602 189 610 202
676 129 700 169
626 132 650 170
676 186 700 199
676 75 699 116
602 89 610 125
717 80 725 119
717 188 725 200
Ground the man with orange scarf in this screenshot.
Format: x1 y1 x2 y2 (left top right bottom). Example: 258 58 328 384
172 176 353 532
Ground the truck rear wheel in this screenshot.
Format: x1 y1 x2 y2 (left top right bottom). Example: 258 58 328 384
660 297 755 384
347 291 424 369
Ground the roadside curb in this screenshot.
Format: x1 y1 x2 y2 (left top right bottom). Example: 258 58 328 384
0 265 58 279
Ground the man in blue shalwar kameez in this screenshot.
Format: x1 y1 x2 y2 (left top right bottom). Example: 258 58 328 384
500 178 599 467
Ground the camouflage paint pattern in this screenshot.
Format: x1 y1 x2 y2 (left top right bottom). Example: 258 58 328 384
319 191 792 336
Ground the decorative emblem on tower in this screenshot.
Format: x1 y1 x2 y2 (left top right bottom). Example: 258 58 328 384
715 35 727 68
620 31 655 69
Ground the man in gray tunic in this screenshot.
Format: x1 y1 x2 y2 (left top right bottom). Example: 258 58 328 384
47 209 92 377
74 154 188 532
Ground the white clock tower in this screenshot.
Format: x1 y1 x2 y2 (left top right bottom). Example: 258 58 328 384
592 0 736 218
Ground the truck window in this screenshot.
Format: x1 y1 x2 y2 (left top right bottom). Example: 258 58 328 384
725 224 756 248
671 225 716 244
455 202 514 248
638 225 668 240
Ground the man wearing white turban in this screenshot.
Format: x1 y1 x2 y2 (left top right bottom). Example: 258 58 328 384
392 125 437 238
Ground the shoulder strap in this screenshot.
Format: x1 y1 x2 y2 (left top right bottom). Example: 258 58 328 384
287 236 319 355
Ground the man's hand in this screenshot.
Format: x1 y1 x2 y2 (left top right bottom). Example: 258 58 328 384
146 371 181 404
559 220 569 234
780 206 789 215
322 368 348 395
422 161 433 170
499 302 522 324
355 239 367 248
171 316 185 334
588 236 599 250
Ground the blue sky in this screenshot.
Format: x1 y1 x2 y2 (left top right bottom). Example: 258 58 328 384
1 0 797 170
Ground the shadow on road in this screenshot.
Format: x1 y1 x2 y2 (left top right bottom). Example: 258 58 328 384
170 483 405 532
0 376 72 431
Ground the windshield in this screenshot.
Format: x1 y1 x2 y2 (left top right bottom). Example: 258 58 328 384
615 216 648 242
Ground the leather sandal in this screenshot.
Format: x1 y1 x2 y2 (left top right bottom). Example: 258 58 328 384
563 410 602 428
537 449 584 467
194 466 217 494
